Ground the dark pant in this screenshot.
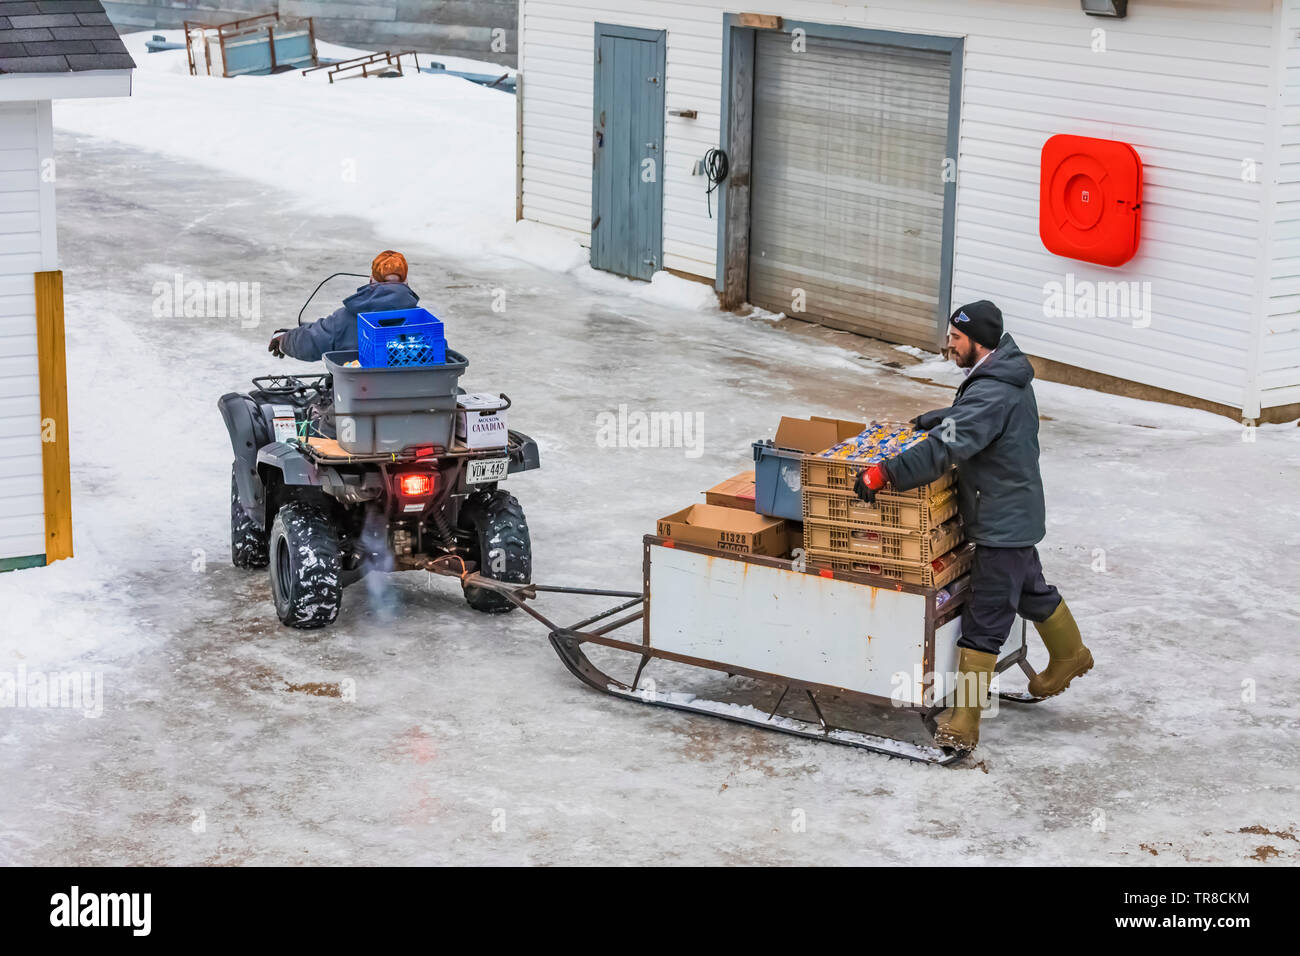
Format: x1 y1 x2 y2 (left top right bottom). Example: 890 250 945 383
958 545 1062 655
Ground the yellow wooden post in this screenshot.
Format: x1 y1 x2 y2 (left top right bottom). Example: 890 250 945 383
34 270 73 563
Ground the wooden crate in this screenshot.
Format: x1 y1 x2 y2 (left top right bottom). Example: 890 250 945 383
805 542 975 589
803 518 963 563
801 457 955 499
802 484 959 533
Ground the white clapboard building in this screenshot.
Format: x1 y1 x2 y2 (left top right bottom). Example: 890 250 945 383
0 3 134 571
515 0 1300 421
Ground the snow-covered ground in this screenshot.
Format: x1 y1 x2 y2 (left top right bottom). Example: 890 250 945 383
0 36 1297 865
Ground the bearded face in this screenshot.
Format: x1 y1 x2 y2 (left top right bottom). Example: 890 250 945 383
947 328 980 369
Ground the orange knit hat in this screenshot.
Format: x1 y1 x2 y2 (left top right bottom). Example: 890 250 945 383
371 250 408 283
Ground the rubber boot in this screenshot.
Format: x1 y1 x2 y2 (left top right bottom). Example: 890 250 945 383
1027 600 1093 699
933 648 997 751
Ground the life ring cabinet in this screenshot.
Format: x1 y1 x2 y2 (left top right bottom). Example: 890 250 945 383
1039 133 1143 267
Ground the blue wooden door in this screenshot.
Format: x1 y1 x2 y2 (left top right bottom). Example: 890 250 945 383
591 24 665 281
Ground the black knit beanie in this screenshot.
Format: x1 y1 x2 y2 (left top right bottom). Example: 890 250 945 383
949 300 1003 350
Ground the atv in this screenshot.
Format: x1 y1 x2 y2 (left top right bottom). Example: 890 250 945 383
218 359 540 629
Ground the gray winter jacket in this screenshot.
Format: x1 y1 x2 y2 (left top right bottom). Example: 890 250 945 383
883 333 1046 547
280 281 420 362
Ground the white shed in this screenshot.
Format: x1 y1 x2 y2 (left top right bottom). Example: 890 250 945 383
0 1 133 571
515 0 1300 421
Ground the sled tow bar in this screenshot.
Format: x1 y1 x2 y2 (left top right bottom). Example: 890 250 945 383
457 573 643 638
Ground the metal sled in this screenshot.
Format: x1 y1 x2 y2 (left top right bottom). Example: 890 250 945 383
459 536 1044 765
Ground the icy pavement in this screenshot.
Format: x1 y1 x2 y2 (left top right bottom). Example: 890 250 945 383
1 134 1297 866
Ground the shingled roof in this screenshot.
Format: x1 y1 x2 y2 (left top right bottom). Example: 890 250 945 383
0 0 135 74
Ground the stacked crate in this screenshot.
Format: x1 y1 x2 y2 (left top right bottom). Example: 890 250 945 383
800 435 973 588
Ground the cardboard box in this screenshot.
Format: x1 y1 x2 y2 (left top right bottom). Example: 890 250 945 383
656 503 788 556
783 520 803 559
773 415 866 454
704 471 756 511
456 393 509 449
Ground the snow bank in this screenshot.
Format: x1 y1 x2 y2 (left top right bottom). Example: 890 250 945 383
0 556 140 673
56 31 537 270
630 271 721 311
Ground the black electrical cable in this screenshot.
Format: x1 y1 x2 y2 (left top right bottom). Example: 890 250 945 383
703 147 729 219
296 272 371 326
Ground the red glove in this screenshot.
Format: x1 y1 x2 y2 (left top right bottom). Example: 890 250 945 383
853 463 888 503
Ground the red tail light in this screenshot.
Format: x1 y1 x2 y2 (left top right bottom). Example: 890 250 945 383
399 473 433 497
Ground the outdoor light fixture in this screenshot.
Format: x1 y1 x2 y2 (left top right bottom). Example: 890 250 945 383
1081 0 1127 16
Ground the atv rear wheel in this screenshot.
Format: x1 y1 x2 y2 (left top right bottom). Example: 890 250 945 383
460 490 531 613
231 463 268 569
268 502 342 628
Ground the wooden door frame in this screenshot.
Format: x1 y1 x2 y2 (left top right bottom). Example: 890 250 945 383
716 16 964 344
591 22 666 280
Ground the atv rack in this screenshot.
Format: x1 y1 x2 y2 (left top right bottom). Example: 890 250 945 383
251 372 329 399
296 423 536 469
456 537 1043 765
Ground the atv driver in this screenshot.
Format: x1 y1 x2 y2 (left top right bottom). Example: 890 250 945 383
222 253 539 626
268 250 418 361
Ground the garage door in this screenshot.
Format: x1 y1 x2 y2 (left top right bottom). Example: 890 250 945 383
747 32 953 348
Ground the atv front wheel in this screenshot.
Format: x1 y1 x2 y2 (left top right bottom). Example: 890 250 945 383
460 490 531 613
231 464 268 569
268 503 342 628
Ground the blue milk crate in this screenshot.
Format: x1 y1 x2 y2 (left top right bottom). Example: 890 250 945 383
357 308 447 368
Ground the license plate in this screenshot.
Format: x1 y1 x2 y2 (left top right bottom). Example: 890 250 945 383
466 457 509 484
